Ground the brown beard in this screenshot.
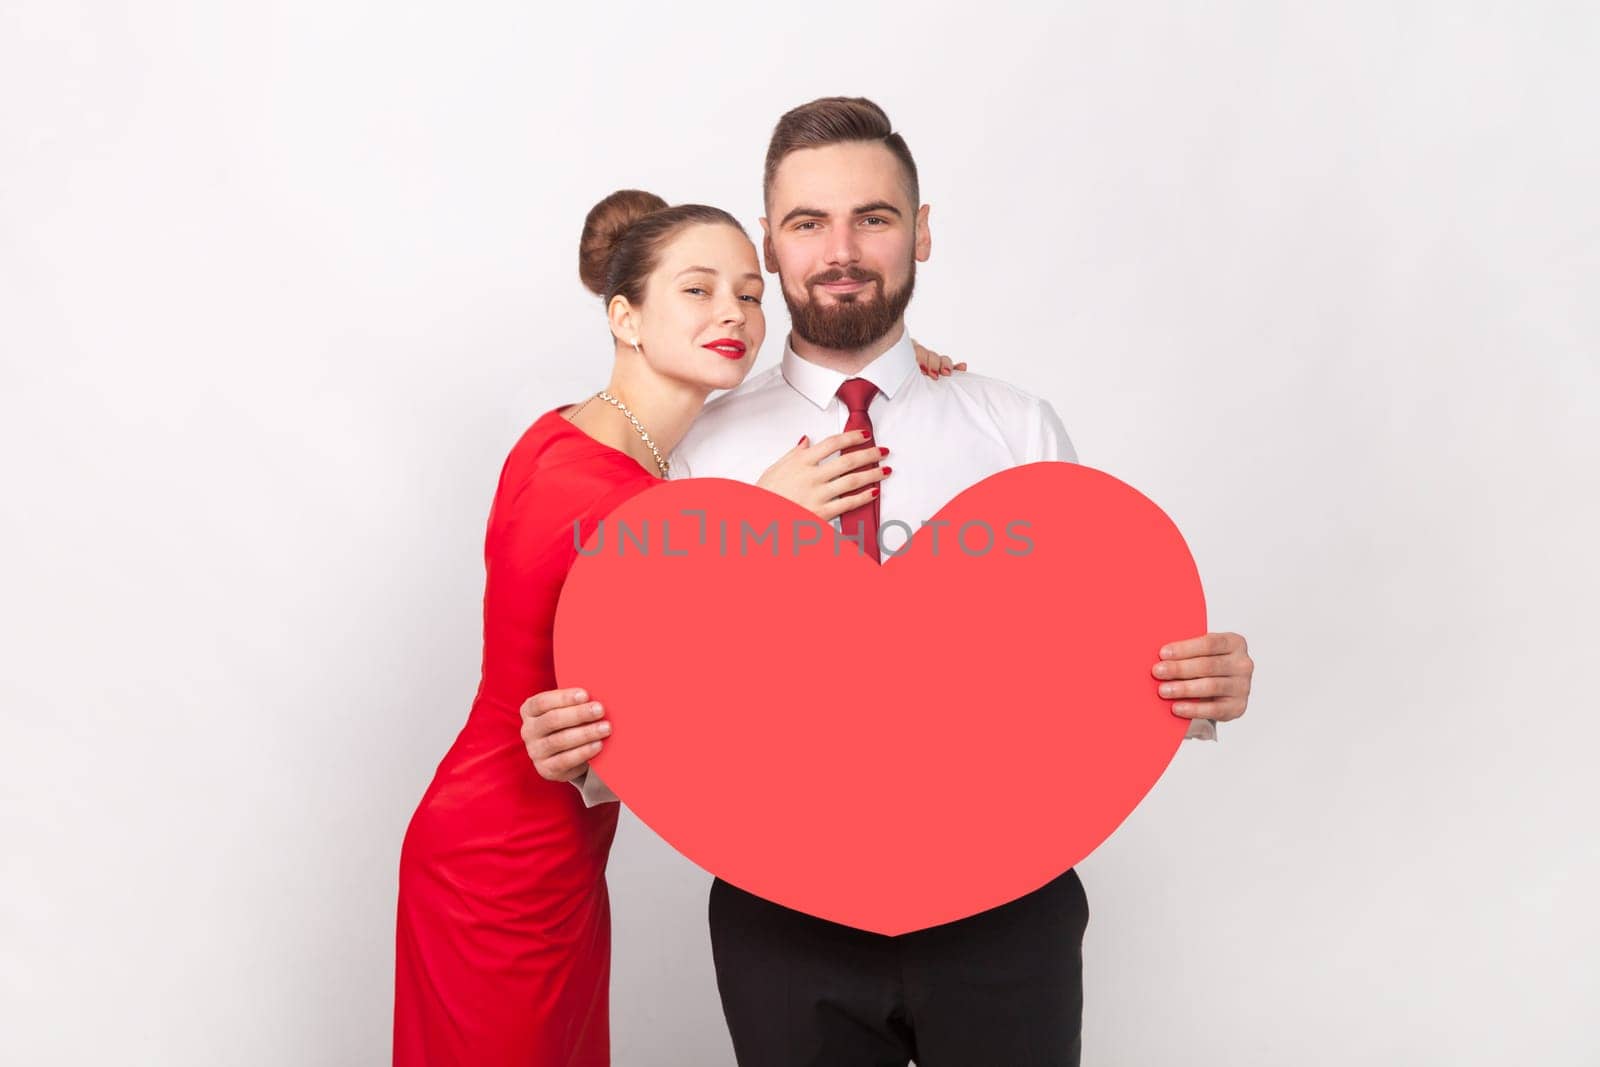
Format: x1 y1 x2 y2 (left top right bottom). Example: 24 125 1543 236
784 262 916 351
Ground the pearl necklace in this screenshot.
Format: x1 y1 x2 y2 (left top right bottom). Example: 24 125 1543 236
594 391 670 477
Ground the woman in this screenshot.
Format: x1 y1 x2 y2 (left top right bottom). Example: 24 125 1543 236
394 189 961 1066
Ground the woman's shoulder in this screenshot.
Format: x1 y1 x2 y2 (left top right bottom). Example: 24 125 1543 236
495 406 654 512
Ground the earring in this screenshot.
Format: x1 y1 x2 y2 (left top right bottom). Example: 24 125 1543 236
631 338 641 355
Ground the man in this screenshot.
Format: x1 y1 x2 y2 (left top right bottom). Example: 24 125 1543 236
526 97 1254 1065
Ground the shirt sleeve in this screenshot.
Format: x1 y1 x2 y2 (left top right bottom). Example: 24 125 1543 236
666 429 696 481
571 767 620 806
1024 396 1214 740
1033 398 1079 464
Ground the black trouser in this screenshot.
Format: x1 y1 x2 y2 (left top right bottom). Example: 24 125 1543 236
708 869 1089 1067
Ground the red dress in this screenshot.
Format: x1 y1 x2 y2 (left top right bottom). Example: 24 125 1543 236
395 406 656 1066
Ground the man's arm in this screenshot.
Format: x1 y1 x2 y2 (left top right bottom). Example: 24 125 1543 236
1033 396 1079 464
1030 396 1231 739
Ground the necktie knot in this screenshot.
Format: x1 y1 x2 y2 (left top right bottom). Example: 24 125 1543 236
836 378 879 415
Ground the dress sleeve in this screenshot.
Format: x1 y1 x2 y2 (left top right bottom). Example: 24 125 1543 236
552 465 657 798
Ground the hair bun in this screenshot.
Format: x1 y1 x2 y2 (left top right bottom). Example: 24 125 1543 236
579 189 670 296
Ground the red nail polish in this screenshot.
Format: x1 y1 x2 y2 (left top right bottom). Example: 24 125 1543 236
881 466 893 476
797 435 808 446
871 487 880 497
878 446 889 456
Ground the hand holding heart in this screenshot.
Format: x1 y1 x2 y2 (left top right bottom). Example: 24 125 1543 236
521 687 610 783
1154 631 1253 721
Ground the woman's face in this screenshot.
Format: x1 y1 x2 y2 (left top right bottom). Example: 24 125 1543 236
625 223 766 393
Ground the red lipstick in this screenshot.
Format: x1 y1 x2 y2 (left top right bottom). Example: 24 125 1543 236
703 338 747 360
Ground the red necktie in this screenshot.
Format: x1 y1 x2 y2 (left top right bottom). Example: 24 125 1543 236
835 378 881 563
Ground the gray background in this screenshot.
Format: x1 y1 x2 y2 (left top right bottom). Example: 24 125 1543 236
2 2 1596 1063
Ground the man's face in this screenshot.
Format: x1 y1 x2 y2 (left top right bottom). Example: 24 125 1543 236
761 142 931 351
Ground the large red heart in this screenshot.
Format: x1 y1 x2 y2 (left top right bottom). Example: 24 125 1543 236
554 462 1204 935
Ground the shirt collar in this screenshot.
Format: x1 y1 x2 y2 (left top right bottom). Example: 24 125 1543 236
779 327 920 411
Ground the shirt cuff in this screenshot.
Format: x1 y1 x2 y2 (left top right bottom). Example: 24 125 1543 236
571 767 621 806
1184 718 1218 741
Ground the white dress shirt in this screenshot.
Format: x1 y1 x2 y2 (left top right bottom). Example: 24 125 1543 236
573 327 1212 806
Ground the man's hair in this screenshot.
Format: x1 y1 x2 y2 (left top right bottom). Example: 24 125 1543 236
763 96 920 209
